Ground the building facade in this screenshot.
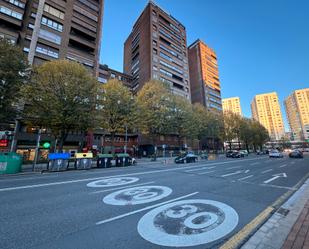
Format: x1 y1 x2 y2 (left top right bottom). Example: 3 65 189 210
284 88 309 141
123 1 191 99
0 0 104 75
188 39 222 112
251 92 285 141
222 97 242 116
98 64 133 88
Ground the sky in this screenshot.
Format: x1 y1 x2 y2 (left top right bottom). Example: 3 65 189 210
100 0 309 131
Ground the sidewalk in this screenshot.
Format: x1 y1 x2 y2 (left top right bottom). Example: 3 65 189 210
241 178 309 249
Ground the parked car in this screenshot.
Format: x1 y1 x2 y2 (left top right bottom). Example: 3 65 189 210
240 150 249 156
256 150 267 155
289 150 303 158
174 153 198 164
231 151 244 158
200 153 208 160
269 149 284 158
226 150 237 158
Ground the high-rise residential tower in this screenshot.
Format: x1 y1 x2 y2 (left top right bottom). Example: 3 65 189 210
251 92 285 141
0 0 104 75
222 97 242 116
284 88 309 141
123 1 191 99
188 39 222 113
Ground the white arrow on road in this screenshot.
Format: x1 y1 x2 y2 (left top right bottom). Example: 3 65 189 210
221 169 250 177
263 173 287 184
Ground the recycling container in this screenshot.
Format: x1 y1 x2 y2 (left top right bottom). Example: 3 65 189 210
75 153 93 170
115 153 132 167
0 152 22 174
97 154 113 168
47 153 70 172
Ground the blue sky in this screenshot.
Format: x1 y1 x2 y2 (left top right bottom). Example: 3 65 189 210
100 0 309 130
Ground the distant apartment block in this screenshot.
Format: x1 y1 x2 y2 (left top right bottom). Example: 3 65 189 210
0 0 104 75
123 1 191 99
284 88 309 141
98 64 133 89
251 92 285 141
222 97 242 116
188 39 222 112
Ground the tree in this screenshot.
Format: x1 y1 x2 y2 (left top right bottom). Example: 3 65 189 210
98 79 136 153
136 80 174 155
222 111 242 150
239 118 255 152
251 120 269 151
21 60 99 151
0 38 29 124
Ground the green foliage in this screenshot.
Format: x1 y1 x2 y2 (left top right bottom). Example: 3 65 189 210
0 38 29 123
21 60 99 151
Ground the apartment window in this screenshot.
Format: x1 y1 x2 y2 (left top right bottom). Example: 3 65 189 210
153 48 157 55
160 68 173 78
98 77 107 83
160 60 183 75
153 65 158 71
41 17 63 32
44 4 64 19
36 45 59 58
0 6 22 20
4 0 25 8
152 40 157 46
78 0 99 12
28 23 34 29
160 52 172 62
39 29 61 45
153 25 157 31
152 10 157 16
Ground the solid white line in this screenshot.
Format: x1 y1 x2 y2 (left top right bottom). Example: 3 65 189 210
96 192 199 225
279 164 287 168
89 181 155 194
221 171 242 177
197 170 216 175
226 166 241 170
185 166 216 172
237 175 254 181
262 169 273 174
0 157 267 192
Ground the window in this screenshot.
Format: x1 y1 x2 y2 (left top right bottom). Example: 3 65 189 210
4 0 25 8
41 17 63 32
39 29 61 45
44 4 64 19
36 45 59 58
0 6 22 20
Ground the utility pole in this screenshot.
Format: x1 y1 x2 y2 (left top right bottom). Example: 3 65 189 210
124 125 128 153
32 128 41 171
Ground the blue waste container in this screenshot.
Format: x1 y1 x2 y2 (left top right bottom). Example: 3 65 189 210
48 153 70 172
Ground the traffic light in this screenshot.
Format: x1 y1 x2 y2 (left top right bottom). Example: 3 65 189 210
42 141 51 149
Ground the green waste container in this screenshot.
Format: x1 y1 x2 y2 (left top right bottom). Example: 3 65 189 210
115 153 132 167
97 154 113 168
0 152 22 174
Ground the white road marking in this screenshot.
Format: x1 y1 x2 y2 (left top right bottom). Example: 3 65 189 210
237 175 254 181
290 161 296 164
197 170 216 175
103 186 172 206
137 199 239 247
279 164 287 168
250 162 260 166
96 192 199 225
0 157 268 192
226 166 241 170
185 166 216 172
261 169 273 174
244 170 250 173
87 177 139 188
221 171 243 177
264 173 287 184
89 181 155 194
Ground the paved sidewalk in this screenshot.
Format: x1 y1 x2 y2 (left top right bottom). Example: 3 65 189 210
241 178 309 249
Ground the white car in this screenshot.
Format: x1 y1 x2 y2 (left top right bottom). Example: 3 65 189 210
239 150 249 156
269 149 283 158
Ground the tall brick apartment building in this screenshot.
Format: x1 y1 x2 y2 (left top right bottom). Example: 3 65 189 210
123 1 191 100
0 0 104 75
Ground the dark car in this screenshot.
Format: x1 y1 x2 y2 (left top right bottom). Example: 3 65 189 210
231 151 244 158
256 150 267 155
289 150 303 158
226 150 236 158
175 153 198 164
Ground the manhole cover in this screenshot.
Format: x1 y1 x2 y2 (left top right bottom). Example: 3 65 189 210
277 208 290 216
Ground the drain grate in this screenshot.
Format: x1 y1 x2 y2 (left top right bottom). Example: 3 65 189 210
277 207 290 216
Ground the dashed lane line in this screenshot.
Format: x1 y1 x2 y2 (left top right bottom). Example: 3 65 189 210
237 175 254 181
184 166 216 172
261 169 273 174
226 166 241 170
221 171 243 177
197 170 216 175
279 164 288 168
95 192 199 225
89 181 155 194
250 162 260 166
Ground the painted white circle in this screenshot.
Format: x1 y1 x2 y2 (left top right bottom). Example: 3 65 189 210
103 186 172 205
86 177 139 188
137 199 239 247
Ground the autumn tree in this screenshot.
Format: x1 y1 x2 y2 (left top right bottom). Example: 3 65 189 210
0 38 29 124
21 60 99 151
98 79 136 153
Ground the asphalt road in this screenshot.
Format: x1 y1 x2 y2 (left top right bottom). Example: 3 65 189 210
1 154 308 249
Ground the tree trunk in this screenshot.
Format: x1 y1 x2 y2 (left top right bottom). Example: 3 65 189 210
58 130 68 153
229 141 232 150
111 132 115 154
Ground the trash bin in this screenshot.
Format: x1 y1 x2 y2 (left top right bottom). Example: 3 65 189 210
0 152 22 174
115 153 132 167
75 153 93 170
97 154 113 168
47 153 70 172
